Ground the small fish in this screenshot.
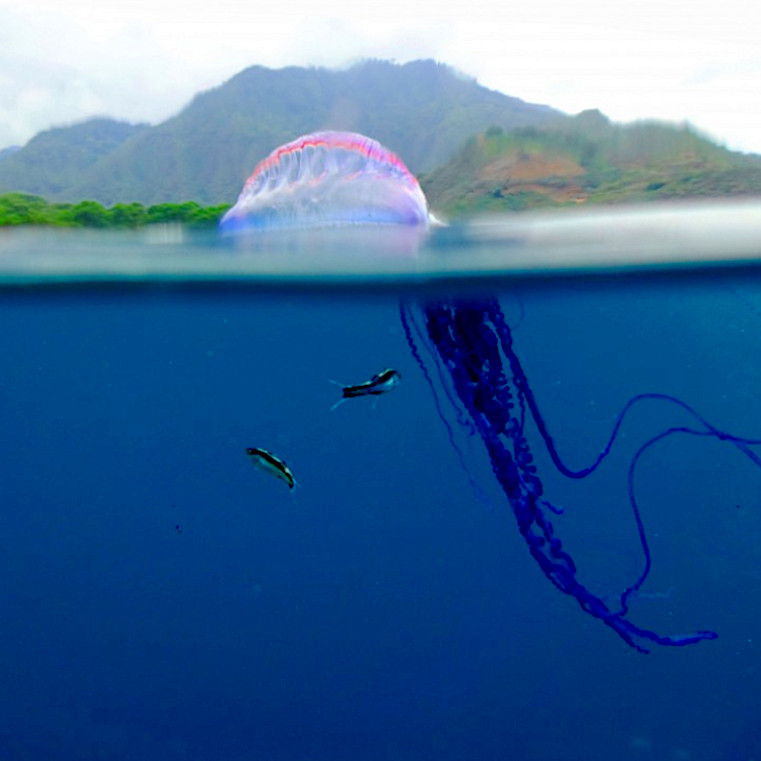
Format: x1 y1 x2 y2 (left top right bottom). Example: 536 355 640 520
331 368 401 411
245 447 296 490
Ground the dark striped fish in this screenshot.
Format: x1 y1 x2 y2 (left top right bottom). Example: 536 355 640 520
331 368 401 410
245 447 296 490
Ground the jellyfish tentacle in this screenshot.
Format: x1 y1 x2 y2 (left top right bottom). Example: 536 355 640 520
495 303 761 480
491 302 761 616
401 302 476 434
400 302 494 510
618 422 761 616
417 297 723 653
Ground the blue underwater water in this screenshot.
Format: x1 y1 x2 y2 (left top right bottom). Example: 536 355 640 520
3 223 761 759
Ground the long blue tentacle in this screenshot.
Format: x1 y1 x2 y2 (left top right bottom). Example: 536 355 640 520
411 296 761 653
400 302 492 509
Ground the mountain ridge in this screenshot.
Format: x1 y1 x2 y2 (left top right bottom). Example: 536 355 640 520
0 59 563 205
0 119 148 198
423 113 761 214
0 145 21 161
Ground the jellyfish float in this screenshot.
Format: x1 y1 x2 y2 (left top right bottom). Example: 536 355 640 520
220 131 431 232
223 131 761 653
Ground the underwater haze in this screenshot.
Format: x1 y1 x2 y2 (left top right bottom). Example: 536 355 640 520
2 205 761 759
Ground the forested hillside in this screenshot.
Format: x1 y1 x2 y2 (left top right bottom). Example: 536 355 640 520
422 111 761 215
0 60 561 205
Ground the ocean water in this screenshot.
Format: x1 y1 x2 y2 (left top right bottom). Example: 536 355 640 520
2 203 761 760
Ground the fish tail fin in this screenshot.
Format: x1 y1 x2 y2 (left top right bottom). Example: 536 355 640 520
330 398 347 412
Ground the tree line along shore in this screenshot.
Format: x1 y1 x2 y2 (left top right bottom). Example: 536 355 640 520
0 193 231 229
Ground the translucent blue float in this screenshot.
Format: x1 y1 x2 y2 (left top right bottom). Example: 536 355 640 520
220 131 431 232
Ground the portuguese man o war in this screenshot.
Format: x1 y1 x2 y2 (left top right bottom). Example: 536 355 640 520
223 131 761 653
220 131 432 232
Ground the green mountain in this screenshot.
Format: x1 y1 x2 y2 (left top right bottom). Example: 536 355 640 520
0 60 562 206
0 119 148 198
0 145 20 161
422 111 761 216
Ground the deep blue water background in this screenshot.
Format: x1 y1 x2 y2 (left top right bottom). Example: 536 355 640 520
2 272 761 760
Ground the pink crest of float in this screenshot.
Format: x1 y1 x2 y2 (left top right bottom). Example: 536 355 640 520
220 131 431 232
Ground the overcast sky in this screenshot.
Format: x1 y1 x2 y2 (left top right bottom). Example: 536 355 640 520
2 0 760 154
